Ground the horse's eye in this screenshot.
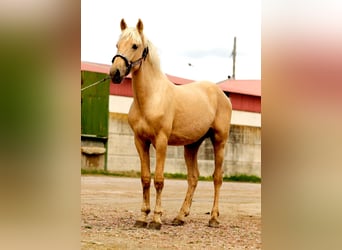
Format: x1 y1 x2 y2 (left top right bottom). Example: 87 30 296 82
132 44 138 50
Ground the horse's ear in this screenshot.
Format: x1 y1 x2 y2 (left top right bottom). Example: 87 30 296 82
136 19 143 34
120 19 127 31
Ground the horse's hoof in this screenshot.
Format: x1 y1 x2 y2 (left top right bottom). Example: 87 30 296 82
148 221 162 230
208 218 220 228
172 218 185 226
134 220 148 228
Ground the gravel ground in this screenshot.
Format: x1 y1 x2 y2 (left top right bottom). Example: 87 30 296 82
81 176 261 249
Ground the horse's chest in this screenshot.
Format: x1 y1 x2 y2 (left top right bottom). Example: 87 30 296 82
131 117 153 136
128 111 161 140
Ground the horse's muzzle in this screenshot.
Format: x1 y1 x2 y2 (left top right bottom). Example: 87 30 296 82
111 69 123 84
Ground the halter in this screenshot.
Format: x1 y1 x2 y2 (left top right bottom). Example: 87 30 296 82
111 47 149 76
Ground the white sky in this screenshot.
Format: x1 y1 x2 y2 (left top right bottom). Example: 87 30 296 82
81 0 261 82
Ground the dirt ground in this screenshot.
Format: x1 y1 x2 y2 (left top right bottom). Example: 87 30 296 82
81 175 261 249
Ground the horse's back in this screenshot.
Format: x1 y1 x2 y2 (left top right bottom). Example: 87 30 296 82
174 80 231 115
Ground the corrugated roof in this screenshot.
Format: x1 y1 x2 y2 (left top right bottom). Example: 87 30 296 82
217 79 261 97
81 61 111 74
81 62 261 97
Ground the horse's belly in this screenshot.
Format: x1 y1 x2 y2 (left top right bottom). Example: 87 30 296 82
167 136 202 146
167 108 214 145
168 125 210 146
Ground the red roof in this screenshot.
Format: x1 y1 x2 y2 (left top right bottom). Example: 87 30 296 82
217 79 261 97
81 62 261 113
81 62 261 94
81 61 111 75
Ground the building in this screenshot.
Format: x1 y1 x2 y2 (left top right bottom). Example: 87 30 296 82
81 61 261 177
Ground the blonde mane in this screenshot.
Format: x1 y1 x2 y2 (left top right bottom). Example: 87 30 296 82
145 40 161 71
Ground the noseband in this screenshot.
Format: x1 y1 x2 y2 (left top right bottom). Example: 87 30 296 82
111 47 149 76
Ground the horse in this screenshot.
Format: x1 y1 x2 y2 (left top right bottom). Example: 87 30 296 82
109 19 232 230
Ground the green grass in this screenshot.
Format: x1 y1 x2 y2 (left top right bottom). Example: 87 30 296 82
81 169 140 178
81 169 261 183
223 174 261 183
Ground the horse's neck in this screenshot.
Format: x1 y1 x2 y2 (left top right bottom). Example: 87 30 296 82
132 60 172 106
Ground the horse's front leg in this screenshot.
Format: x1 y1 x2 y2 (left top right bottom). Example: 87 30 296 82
134 137 151 228
149 133 168 230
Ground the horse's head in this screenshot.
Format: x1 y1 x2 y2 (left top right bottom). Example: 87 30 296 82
110 19 149 83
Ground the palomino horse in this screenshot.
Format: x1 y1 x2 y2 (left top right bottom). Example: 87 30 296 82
110 19 232 230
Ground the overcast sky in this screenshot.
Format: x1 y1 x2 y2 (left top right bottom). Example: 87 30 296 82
81 0 261 82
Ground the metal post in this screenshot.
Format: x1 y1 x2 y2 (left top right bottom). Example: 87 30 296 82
232 36 237 80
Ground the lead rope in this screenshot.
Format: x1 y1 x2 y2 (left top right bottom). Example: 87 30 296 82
81 76 111 92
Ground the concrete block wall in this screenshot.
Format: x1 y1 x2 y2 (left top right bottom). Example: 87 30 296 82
107 113 261 177
81 139 106 170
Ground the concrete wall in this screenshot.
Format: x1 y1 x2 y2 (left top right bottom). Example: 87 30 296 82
107 112 261 177
81 139 106 170
109 95 261 127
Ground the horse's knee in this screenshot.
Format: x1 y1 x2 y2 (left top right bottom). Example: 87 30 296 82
188 175 198 189
141 176 151 189
154 178 164 191
213 177 222 187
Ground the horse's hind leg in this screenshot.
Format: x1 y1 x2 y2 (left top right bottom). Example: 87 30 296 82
134 137 151 228
209 130 228 228
172 141 201 226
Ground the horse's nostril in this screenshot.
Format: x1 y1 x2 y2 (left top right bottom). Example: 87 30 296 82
112 69 122 83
